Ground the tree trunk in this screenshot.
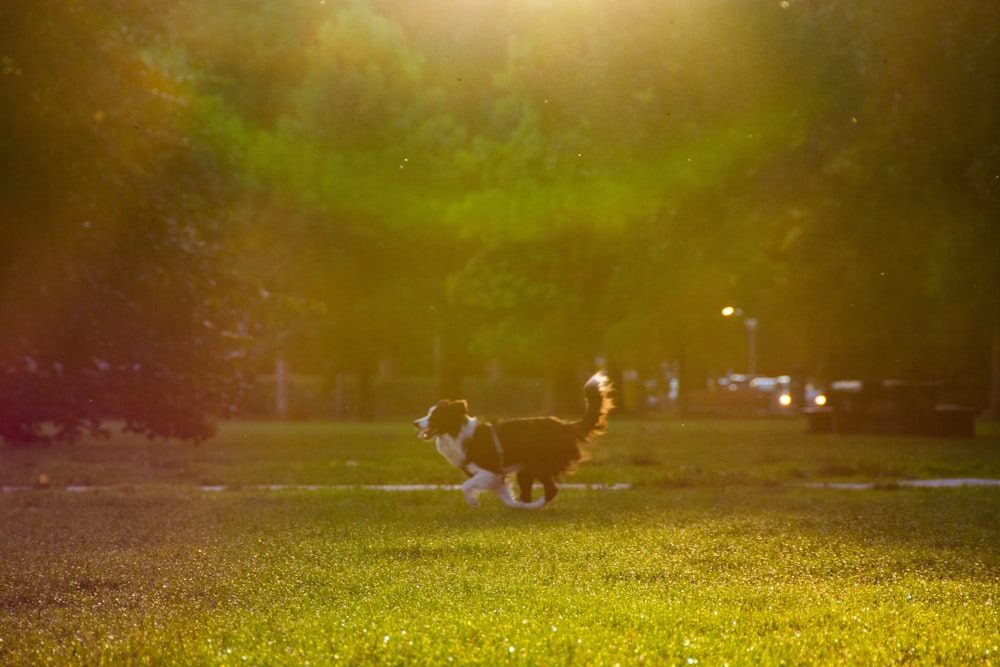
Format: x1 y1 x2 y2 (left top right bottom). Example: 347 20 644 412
356 355 375 422
437 334 463 400
544 362 580 417
985 295 1000 420
275 351 288 420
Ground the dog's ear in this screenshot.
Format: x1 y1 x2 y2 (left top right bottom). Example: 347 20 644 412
455 399 468 414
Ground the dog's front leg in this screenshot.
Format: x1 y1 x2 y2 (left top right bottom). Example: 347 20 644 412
461 467 496 509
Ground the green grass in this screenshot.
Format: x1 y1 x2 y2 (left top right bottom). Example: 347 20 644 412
2 419 999 665
3 418 1000 489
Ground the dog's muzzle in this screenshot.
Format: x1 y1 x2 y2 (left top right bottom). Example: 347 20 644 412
413 418 435 440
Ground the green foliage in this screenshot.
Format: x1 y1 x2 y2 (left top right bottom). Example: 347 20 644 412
3 0 999 441
0 2 260 445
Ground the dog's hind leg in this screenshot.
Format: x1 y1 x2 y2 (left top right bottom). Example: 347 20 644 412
493 477 545 509
516 471 535 503
462 469 544 509
540 477 559 503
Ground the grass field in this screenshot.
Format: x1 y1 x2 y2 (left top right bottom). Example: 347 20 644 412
2 418 999 665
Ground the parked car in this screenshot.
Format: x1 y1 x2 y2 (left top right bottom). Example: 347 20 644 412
719 373 827 414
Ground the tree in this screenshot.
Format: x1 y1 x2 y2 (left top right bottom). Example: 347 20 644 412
0 1 258 445
765 1 1000 402
166 0 464 415
9 0 995 439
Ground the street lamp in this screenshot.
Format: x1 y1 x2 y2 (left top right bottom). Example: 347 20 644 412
721 306 758 377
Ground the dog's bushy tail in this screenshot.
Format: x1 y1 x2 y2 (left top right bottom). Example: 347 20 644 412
578 371 614 441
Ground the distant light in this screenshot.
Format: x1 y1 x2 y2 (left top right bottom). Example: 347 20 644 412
813 394 827 407
778 393 793 407
721 306 736 317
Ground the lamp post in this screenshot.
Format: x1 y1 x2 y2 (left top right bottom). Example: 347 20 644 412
722 306 757 377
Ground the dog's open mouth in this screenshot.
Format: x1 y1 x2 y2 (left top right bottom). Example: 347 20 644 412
415 425 438 440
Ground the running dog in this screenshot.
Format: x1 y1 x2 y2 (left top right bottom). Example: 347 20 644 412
413 371 613 509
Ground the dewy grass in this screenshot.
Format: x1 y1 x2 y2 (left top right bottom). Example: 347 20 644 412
2 487 998 665
2 419 999 664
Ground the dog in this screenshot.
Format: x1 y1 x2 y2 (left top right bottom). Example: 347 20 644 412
413 371 613 509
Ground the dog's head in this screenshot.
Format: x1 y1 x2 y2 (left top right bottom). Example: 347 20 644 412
413 399 469 440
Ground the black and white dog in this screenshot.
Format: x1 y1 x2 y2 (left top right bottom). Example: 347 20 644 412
413 372 613 509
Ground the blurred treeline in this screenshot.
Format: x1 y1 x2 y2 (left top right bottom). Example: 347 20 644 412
1 1 998 439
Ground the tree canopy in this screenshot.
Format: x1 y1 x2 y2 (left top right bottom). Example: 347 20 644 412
2 0 998 443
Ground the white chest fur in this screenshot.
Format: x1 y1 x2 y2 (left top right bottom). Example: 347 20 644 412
436 418 477 470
